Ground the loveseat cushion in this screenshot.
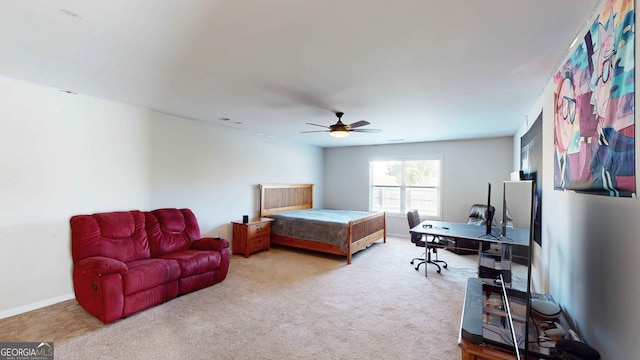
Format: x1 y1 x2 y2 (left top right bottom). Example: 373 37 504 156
145 208 201 257
159 249 221 278
71 210 150 263
123 258 181 295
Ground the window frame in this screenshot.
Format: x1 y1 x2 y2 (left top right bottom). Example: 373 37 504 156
368 155 443 219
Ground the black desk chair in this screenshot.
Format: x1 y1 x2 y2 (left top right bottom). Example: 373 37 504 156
407 209 448 275
468 204 496 253
467 204 496 226
447 204 496 255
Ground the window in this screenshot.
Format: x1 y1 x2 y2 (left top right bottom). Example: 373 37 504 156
369 156 442 217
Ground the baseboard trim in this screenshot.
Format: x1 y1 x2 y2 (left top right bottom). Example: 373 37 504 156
387 232 410 239
0 293 75 320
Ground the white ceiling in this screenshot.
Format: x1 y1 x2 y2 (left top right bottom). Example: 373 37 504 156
0 0 601 147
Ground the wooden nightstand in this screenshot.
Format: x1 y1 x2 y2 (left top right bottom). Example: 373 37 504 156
231 218 273 258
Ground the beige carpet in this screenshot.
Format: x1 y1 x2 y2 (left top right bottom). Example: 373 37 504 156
0 236 484 359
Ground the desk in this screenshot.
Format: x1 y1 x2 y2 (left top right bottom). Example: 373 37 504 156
410 220 529 247
410 221 530 282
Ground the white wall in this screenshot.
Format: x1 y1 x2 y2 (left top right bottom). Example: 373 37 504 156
324 138 513 236
514 2 640 356
147 112 324 239
0 76 323 318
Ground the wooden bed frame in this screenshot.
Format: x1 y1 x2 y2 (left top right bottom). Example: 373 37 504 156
259 184 386 264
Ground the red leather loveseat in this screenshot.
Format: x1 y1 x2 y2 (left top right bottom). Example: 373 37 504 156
71 208 230 323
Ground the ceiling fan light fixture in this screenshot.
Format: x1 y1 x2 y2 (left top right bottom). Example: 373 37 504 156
330 129 350 138
303 111 378 138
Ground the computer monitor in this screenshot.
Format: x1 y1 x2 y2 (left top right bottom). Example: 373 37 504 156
485 182 495 236
501 184 508 236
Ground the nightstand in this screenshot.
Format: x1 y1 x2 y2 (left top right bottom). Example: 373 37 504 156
231 218 273 258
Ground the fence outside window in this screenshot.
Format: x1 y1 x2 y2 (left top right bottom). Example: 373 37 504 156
371 186 439 216
370 157 442 217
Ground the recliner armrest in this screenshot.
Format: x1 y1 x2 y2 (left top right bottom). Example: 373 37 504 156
192 237 230 251
75 256 128 276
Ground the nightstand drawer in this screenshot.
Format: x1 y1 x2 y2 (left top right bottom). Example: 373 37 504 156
248 222 270 237
248 233 270 252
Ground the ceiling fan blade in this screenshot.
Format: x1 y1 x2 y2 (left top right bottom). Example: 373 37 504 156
305 122 330 129
348 120 370 129
351 128 381 133
301 130 329 134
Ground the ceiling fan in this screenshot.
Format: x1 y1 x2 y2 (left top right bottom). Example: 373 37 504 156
301 112 382 138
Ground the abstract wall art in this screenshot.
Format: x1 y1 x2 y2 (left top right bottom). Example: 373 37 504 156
553 0 635 197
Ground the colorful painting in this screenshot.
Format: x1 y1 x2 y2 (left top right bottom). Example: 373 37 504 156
553 0 635 197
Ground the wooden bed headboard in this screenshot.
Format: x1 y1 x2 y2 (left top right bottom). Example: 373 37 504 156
259 184 314 216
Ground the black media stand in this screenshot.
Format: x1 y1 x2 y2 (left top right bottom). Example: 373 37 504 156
459 278 573 359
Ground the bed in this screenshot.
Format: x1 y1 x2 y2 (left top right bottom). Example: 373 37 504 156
259 183 386 264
